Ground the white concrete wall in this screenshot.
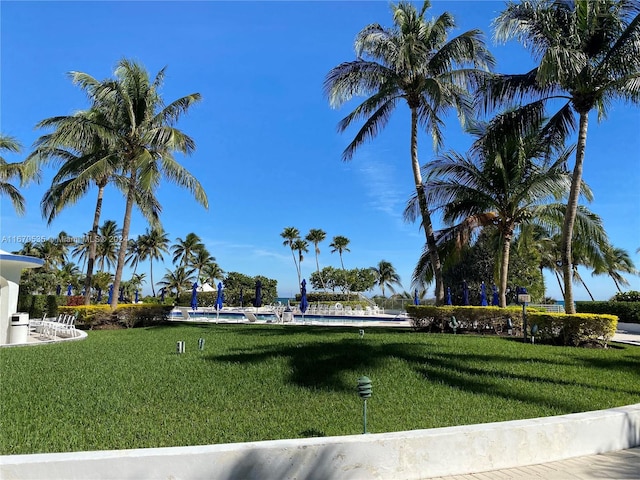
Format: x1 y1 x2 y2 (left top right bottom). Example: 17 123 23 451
0 262 25 344
2 403 638 479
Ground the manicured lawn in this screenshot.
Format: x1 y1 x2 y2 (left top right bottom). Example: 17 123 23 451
1 324 638 455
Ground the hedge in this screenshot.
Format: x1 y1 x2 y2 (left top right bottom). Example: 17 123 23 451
576 301 640 324
406 305 618 347
58 304 172 329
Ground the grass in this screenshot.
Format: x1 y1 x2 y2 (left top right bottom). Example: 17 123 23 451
1 324 639 455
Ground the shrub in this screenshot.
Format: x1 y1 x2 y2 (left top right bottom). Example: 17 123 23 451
612 291 640 302
576 301 640 324
528 312 618 347
59 304 172 329
406 306 618 347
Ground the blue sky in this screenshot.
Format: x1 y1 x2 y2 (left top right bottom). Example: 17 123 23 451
1 1 639 300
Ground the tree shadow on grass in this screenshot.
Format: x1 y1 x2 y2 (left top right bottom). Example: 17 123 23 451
205 334 640 410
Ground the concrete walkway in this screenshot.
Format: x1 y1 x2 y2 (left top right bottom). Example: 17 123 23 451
430 447 640 479
429 323 640 480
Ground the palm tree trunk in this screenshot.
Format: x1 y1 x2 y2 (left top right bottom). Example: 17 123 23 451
561 112 588 314
576 270 595 301
83 183 106 305
613 276 622 293
555 269 565 297
499 229 513 307
150 258 156 297
111 169 137 309
410 108 444 304
315 248 325 290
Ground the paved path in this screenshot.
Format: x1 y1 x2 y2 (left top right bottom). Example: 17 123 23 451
429 447 640 479
430 323 639 480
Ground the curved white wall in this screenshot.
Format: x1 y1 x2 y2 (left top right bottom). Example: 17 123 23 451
1 403 638 479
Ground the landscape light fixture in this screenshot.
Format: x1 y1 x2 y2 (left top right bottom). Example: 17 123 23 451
357 376 372 434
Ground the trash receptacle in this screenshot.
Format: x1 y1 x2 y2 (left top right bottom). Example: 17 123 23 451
283 306 293 323
9 313 30 344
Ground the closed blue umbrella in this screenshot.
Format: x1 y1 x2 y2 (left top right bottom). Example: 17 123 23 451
216 282 224 310
160 287 165 302
254 280 262 308
135 289 139 303
97 287 102 302
480 282 488 306
446 287 452 305
118 287 124 301
107 284 113 304
462 280 469 306
239 288 244 307
300 279 309 314
56 284 61 295
67 284 72 296
191 282 198 310
413 289 419 306
492 284 499 306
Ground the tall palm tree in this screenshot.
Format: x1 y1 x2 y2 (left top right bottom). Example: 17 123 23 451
593 245 637 292
329 235 351 270
489 0 640 312
280 226 301 283
191 246 216 285
0 134 31 215
292 238 309 291
125 236 145 276
140 227 170 297
33 103 160 306
372 260 402 297
95 220 121 273
413 116 603 307
67 59 207 309
324 0 494 304
201 261 224 287
305 228 327 289
158 265 196 303
171 233 204 267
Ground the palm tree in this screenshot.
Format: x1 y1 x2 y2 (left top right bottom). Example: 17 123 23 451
158 265 196 303
413 116 600 307
171 233 204 267
324 0 494 304
292 238 309 291
125 236 145 276
329 235 351 270
67 59 207 309
33 102 161 306
593 245 638 292
201 261 224 287
305 228 327 289
280 226 301 283
0 134 32 215
95 220 121 273
372 260 402 297
191 246 216 285
489 1 640 312
140 227 170 297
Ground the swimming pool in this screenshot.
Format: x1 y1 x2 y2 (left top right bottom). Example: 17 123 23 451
170 309 410 325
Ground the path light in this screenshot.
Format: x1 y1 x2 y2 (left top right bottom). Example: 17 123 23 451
530 324 539 344
357 376 372 434
449 315 459 334
517 287 531 342
198 338 205 351
176 341 185 354
359 329 364 339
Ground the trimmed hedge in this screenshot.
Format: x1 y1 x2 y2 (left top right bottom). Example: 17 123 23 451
576 301 640 324
406 305 618 347
58 304 172 329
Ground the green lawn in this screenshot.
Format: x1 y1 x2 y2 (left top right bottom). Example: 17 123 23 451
1 324 638 455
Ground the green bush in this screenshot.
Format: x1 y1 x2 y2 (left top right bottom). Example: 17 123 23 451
612 291 640 302
59 304 172 329
406 306 618 347
576 301 640 324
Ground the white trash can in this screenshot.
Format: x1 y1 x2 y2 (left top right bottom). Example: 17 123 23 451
9 313 30 344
